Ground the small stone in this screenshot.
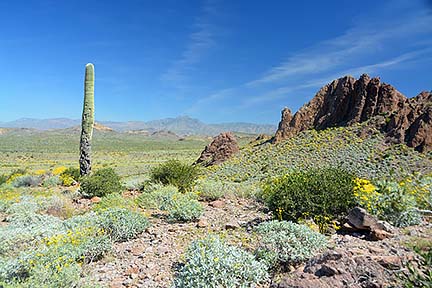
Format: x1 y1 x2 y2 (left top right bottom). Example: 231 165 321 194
225 221 240 230
91 196 101 203
131 245 146 256
197 218 208 228
125 266 139 275
374 256 401 270
157 246 169 255
209 200 225 208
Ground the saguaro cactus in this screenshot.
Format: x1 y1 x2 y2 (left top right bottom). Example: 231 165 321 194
79 63 95 176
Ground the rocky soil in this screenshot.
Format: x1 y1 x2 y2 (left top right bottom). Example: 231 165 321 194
86 198 271 288
83 198 431 288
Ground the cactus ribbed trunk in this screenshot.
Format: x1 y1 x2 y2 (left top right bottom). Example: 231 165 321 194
79 63 95 176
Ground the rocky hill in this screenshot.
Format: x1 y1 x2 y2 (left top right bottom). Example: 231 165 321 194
272 74 432 152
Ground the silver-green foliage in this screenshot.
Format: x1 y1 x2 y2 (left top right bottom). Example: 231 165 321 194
0 198 64 255
373 180 422 227
194 179 225 200
97 208 150 242
12 175 42 188
173 236 268 288
165 193 203 222
137 185 203 222
255 220 327 267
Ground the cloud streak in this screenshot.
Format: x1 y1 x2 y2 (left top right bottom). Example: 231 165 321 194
187 1 432 115
161 0 218 84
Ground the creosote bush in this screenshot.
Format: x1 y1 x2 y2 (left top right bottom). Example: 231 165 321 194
173 236 268 287
150 160 199 192
254 220 327 268
262 168 356 224
80 168 122 198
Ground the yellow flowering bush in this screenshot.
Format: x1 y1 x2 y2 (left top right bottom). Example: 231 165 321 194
34 169 46 176
353 178 379 213
52 166 67 176
6 172 24 184
59 174 75 186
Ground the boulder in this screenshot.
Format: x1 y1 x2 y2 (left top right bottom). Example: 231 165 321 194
346 207 393 240
194 132 240 166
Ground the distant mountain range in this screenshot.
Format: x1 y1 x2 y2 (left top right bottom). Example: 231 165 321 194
0 116 276 136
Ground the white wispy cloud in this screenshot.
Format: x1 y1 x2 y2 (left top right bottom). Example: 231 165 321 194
242 49 430 108
161 0 218 84
186 1 432 115
247 10 432 86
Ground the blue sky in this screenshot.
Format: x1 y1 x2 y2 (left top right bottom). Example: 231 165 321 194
0 0 431 124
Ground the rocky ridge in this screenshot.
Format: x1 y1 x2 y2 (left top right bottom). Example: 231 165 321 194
272 74 432 152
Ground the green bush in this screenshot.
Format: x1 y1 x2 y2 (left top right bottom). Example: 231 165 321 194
262 168 356 223
166 193 203 222
60 167 81 182
80 168 122 198
254 220 327 267
173 236 268 287
150 160 199 192
97 208 150 242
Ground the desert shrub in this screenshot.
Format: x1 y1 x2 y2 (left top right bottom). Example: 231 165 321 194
0 174 7 186
136 185 178 209
52 166 67 176
136 186 203 222
5 169 27 185
60 167 81 186
195 179 225 201
165 193 203 222
0 227 110 287
42 176 61 187
207 125 432 185
173 236 268 287
61 167 81 180
80 168 122 198
93 193 137 212
96 208 149 242
262 168 356 224
374 180 422 227
12 175 42 188
44 195 75 219
254 220 327 268
353 176 427 227
150 160 199 192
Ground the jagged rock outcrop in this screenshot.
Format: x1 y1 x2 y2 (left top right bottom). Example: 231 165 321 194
194 132 240 166
272 74 432 152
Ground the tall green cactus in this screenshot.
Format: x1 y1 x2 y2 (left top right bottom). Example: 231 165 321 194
79 63 95 176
